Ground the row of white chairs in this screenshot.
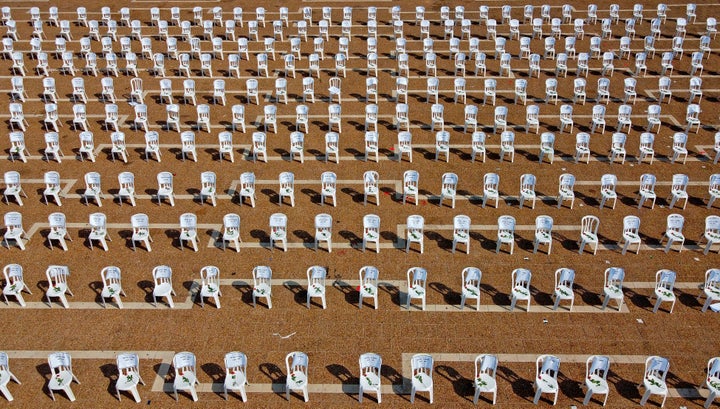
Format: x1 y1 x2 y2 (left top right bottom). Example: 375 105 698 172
4 263 720 314
4 208 720 256
7 167 720 212
2 350 715 406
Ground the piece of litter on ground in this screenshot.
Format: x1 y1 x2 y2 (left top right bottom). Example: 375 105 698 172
542 319 548 324
272 332 296 339
629 164 634 167
524 257 529 260
579 203 584 207
694 257 700 261
637 318 644 324
561 168 566 171
605 260 611 264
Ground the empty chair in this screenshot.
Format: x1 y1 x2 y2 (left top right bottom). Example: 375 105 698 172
363 171 380 206
599 174 618 210
3 212 26 250
578 215 600 255
471 132 487 163
494 106 508 134
699 268 720 311
534 355 560 405
320 171 337 207
117 172 137 206
3 171 25 206
43 170 62 206
172 352 198 401
285 352 309 402
510 268 532 311
689 77 703 104
223 352 248 402
83 172 103 207
325 132 339 163
406 215 424 254
251 132 267 163
313 213 333 253
545 79 558 105
602 267 626 310
499 130 515 162
47 352 79 401
328 105 341 133
452 215 471 254
559 105 573 133
659 214 685 254
553 268 575 310
410 354 433 403
197 104 211 133
178 213 199 252
43 132 64 163
640 357 669 407
557 173 576 209
362 215 380 254
289 132 304 163
45 266 73 308
397 131 413 162
197 266 222 308
473 354 498 405
252 266 272 308
406 267 427 310
575 133 591 164
199 171 217 206
306 265 327 307
533 215 553 255
269 213 288 251
460 267 482 310
686 104 701 133
637 173 657 209
621 216 642 255
697 216 720 255
667 174 689 209
435 131 451 162
496 215 516 254
156 172 175 207
538 132 555 164
439 173 459 209
78 132 95 162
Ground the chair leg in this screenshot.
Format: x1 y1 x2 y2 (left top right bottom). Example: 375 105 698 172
583 388 593 405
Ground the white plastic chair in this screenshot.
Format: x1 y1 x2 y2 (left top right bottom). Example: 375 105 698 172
251 132 267 163
451 214 471 254
47 352 79 401
519 174 536 209
559 105 574 133
2 264 30 306
600 173 617 209
358 266 379 309
699 269 720 312
473 354 497 405
651 269 677 313
306 266 327 308
3 171 25 206
640 356 669 407
621 215 642 255
557 173 576 209
637 173 657 209
439 173 458 209
116 172 136 207
435 131 451 162
602 267 625 310
328 105 342 133
362 215 380 254
3 212 26 251
364 171 380 206
252 266 272 308
403 170 419 206
269 213 288 251
198 266 222 308
199 171 217 207
494 215 516 254
114 353 144 402
510 268 532 312
406 215 424 254
533 215 553 255
358 353 381 403
482 173 500 208
583 356 610 406
410 354 433 403
314 214 332 253
494 107 508 134
533 355 560 405
100 266 124 309
179 213 198 251
8 132 28 163
460 267 482 310
285 352 309 402
700 215 720 256
552 268 575 310
223 352 248 401
45 266 72 308
575 133 591 164
172 352 198 401
130 214 152 252
88 212 110 251
538 132 555 164
578 215 600 256
610 133 627 164
153 266 176 308
47 212 71 251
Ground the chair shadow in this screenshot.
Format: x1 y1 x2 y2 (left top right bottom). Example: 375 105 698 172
36 362 55 400
436 364 474 402
283 280 307 307
332 279 362 306
326 364 358 398
201 362 225 398
497 366 534 403
137 280 155 304
429 282 460 306
100 363 118 397
257 362 287 398
379 282 401 306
